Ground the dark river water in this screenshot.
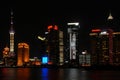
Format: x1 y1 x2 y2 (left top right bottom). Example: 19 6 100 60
0 67 120 80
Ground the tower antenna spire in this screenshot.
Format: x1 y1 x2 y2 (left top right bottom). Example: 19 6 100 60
107 10 114 20
10 8 14 32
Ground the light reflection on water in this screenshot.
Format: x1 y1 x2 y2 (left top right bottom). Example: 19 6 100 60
41 68 48 80
0 68 120 80
16 68 30 80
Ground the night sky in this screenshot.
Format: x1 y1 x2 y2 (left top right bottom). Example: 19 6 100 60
0 0 120 58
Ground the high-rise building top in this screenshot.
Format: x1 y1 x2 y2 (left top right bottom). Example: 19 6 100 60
107 12 114 20
9 9 15 34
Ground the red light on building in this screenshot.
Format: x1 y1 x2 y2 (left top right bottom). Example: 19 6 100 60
92 29 101 32
54 25 58 30
47 25 53 30
47 25 58 31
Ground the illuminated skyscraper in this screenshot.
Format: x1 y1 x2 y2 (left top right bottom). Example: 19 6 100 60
59 30 64 65
90 29 120 66
46 25 59 65
113 32 120 65
9 10 15 57
17 43 29 66
65 22 80 65
89 29 113 65
89 12 120 66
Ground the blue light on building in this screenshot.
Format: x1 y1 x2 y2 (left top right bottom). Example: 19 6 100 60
42 57 48 64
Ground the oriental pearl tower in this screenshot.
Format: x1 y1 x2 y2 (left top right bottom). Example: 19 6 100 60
9 9 15 57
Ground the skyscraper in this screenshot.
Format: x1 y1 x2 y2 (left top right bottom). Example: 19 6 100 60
89 12 120 66
112 32 120 65
89 29 120 66
59 30 64 65
65 22 80 65
17 43 29 66
89 29 113 65
46 25 59 65
9 9 15 57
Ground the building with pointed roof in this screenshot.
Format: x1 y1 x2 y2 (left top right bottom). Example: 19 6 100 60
107 12 114 20
89 11 120 66
9 9 15 57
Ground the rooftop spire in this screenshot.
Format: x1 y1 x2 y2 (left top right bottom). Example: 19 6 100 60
11 9 13 25
9 9 15 34
107 11 114 20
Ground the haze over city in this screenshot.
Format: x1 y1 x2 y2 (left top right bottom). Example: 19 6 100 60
0 0 120 58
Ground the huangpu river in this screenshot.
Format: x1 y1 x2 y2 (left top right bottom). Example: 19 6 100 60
0 67 120 80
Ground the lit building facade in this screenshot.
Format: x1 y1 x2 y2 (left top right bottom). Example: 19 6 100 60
65 22 80 65
59 30 64 65
79 50 91 66
45 25 59 65
112 32 120 65
17 43 29 66
90 29 120 66
89 29 113 65
2 46 10 66
89 12 120 66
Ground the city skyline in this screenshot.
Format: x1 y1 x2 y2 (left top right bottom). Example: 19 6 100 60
0 0 120 58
